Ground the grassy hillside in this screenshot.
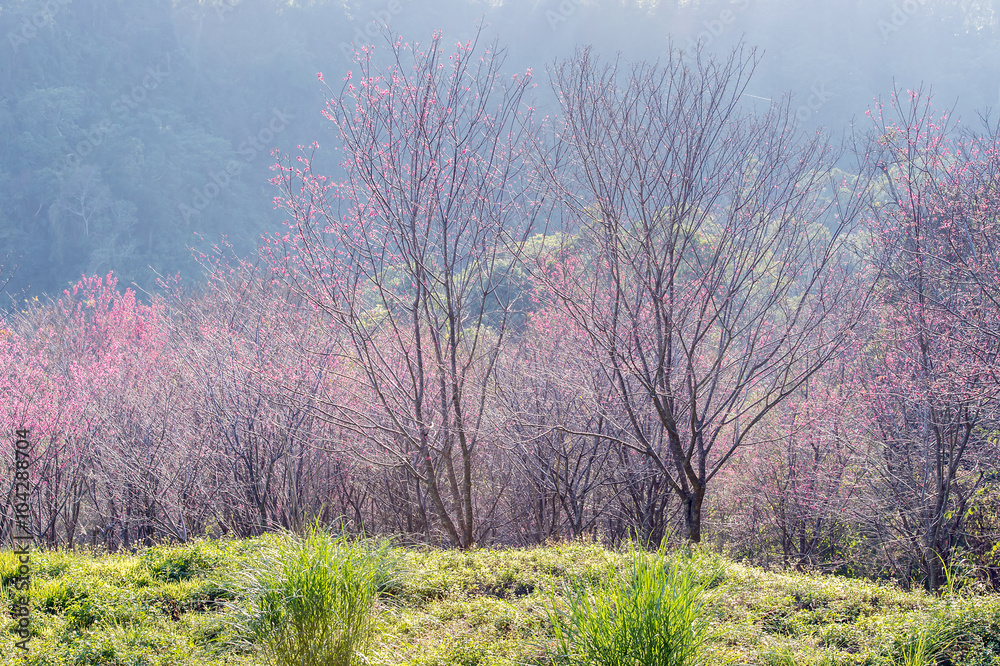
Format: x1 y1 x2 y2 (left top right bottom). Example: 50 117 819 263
2 537 999 665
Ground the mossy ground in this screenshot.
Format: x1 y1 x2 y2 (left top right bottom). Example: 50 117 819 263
1 538 998 665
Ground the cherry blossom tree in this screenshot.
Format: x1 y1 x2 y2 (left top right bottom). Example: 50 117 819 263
180 253 345 537
273 30 544 548
498 272 621 543
859 89 1000 589
727 357 867 569
0 304 52 545
0 274 171 548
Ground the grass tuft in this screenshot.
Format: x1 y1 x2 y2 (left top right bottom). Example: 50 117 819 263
547 545 719 666
228 522 394 666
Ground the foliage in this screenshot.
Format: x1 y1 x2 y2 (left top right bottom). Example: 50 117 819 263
227 525 394 666
141 539 230 583
0 541 999 665
0 535 1000 666
547 545 720 666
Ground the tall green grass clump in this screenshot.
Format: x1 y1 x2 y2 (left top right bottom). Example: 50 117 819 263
892 558 968 666
893 620 961 666
547 545 719 666
231 524 393 666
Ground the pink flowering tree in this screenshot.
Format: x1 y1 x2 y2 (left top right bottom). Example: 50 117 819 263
0 304 54 544
859 89 1000 589
0 274 171 548
86 280 212 549
272 30 544 548
179 251 348 537
728 355 867 569
52 274 179 550
497 256 624 543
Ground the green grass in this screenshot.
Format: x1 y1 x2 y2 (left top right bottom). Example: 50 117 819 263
547 545 719 665
1 538 998 665
227 524 394 666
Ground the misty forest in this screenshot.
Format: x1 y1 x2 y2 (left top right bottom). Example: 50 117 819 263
3 1 1000 665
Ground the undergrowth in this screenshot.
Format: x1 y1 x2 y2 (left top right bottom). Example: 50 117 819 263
0 539 998 665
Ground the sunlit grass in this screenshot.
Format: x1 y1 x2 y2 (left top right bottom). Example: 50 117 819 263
227 524 395 666
547 545 720 666
1 538 999 665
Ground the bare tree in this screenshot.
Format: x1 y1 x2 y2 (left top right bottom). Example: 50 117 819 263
537 43 871 543
181 257 339 537
50 165 111 239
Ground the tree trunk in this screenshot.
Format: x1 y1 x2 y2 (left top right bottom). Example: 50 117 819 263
683 486 705 544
